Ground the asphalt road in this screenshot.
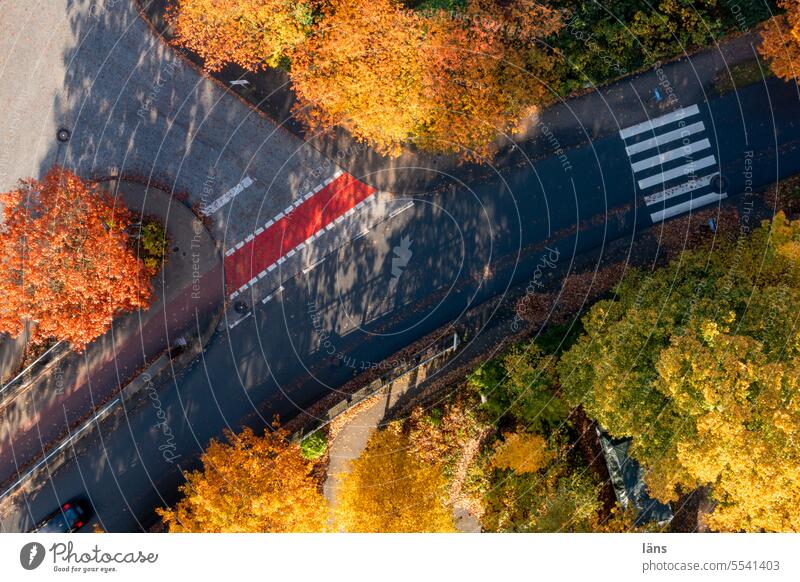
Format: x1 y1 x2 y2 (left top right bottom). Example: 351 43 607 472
1 0 799 532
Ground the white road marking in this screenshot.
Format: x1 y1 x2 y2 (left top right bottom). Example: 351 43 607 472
650 192 727 222
618 102 727 224
261 286 284 304
644 174 716 206
228 311 253 329
630 138 712 173
637 155 717 190
619 105 701 140
387 201 415 219
201 176 255 215
227 188 380 300
625 121 706 156
302 258 326 274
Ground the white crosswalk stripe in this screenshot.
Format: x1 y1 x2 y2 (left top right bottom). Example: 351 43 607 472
630 138 711 173
625 121 706 156
619 105 700 139
649 192 727 223
643 174 716 206
619 105 725 223
637 156 717 190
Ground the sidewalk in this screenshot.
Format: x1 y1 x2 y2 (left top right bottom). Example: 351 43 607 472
0 180 222 489
322 348 481 532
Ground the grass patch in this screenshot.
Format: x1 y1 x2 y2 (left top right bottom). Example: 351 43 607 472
300 430 328 460
138 219 168 273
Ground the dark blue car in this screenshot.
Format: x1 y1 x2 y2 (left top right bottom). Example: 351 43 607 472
33 499 91 533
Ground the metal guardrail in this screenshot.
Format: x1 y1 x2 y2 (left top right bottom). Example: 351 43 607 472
0 341 67 404
0 395 121 501
296 332 460 441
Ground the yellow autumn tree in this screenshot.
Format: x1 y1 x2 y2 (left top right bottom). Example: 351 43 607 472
158 427 329 532
648 328 800 532
334 429 456 532
559 214 800 532
167 0 313 71
489 432 554 474
760 0 800 81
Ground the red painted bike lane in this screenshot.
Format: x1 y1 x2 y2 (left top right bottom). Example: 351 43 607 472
224 172 376 298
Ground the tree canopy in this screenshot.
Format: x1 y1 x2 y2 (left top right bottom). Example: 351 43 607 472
760 0 800 81
158 427 330 532
167 0 313 71
0 167 152 349
334 428 457 532
467 342 567 433
169 0 562 160
290 0 561 159
558 214 800 532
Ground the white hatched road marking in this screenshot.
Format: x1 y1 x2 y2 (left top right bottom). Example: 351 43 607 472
201 176 254 216
625 121 706 156
630 138 711 173
650 192 727 223
637 156 717 190
618 104 700 139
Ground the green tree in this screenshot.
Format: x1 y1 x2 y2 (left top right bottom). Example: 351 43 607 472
468 343 567 432
482 463 602 532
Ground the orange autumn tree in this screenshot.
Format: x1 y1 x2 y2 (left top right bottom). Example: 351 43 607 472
167 0 561 159
0 167 152 349
158 427 329 532
167 0 314 71
419 0 562 159
289 0 431 156
290 0 562 159
760 0 800 81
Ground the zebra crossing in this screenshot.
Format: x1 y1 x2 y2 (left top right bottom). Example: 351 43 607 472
619 104 726 223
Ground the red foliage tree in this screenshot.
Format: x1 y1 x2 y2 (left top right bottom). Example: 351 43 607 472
0 167 153 349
